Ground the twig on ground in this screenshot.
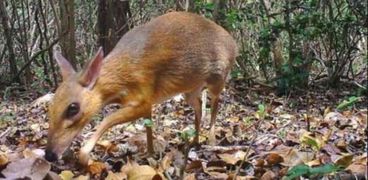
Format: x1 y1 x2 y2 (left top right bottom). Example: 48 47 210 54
201 145 251 152
232 135 257 180
353 81 367 90
0 127 11 139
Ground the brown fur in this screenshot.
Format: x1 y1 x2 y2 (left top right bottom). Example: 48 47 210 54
47 12 237 163
97 12 237 104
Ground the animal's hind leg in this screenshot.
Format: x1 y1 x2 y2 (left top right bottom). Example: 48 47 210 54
184 87 203 144
207 74 226 145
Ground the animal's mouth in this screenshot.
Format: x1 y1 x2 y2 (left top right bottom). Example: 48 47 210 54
45 149 58 162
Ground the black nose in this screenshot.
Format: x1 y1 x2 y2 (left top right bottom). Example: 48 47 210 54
45 149 57 162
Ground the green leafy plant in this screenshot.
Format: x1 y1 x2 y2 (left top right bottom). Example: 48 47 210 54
179 128 197 141
255 103 267 119
143 118 154 127
336 96 359 110
283 164 343 180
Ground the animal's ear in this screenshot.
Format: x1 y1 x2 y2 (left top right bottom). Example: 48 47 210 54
79 47 104 89
54 51 76 80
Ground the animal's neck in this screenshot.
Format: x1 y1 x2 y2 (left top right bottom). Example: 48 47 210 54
92 55 136 105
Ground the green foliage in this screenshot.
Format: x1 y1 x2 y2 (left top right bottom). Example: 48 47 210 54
179 128 197 141
277 129 287 139
283 164 343 180
0 0 365 94
257 104 265 113
247 0 366 92
194 0 214 18
230 69 242 79
276 62 310 94
336 96 359 110
224 9 245 30
143 118 154 127
255 103 267 119
242 116 253 126
0 103 15 127
0 112 14 123
300 132 322 151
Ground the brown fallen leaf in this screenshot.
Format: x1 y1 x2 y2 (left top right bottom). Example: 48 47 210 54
183 173 196 180
278 148 314 167
2 157 50 180
323 143 341 156
88 161 107 176
23 148 45 158
160 151 174 171
218 151 246 165
127 133 148 153
0 153 8 167
332 154 353 167
218 153 238 165
31 93 54 106
285 132 299 145
306 159 321 166
260 170 276 180
185 160 203 172
253 159 265 167
206 171 228 179
336 139 347 150
346 154 367 175
346 163 367 175
265 153 283 166
279 167 289 177
121 160 165 180
324 112 346 122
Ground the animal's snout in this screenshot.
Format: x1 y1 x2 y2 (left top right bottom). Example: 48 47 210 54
45 149 58 162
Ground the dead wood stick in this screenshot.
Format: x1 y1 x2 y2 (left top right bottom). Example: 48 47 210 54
201 145 250 152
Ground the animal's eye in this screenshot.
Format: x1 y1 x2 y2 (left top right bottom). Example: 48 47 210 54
65 102 80 118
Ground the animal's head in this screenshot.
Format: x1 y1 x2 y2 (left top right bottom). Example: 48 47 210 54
45 48 104 162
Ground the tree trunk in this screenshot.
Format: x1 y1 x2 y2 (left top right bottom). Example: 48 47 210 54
212 0 226 27
0 0 20 83
98 0 131 55
59 0 77 68
185 0 195 12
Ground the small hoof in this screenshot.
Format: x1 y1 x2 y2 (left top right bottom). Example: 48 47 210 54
208 127 216 145
78 152 91 167
208 136 216 146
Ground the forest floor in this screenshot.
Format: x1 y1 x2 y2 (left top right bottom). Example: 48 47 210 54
0 80 367 180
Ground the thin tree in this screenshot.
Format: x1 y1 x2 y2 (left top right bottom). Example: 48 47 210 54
97 0 131 54
0 0 20 83
59 0 77 68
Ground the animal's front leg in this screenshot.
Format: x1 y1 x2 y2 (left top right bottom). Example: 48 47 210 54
79 103 151 166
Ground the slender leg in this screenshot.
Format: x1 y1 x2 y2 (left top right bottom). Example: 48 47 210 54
207 82 224 145
184 87 202 144
145 116 154 155
79 103 151 166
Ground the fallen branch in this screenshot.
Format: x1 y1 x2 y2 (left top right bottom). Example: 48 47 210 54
353 81 367 90
0 127 11 139
201 145 250 152
233 135 257 180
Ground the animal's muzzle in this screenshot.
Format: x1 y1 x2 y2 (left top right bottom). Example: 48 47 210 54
44 149 58 162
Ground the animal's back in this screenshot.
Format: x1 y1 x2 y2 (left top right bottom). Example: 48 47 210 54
101 12 237 102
